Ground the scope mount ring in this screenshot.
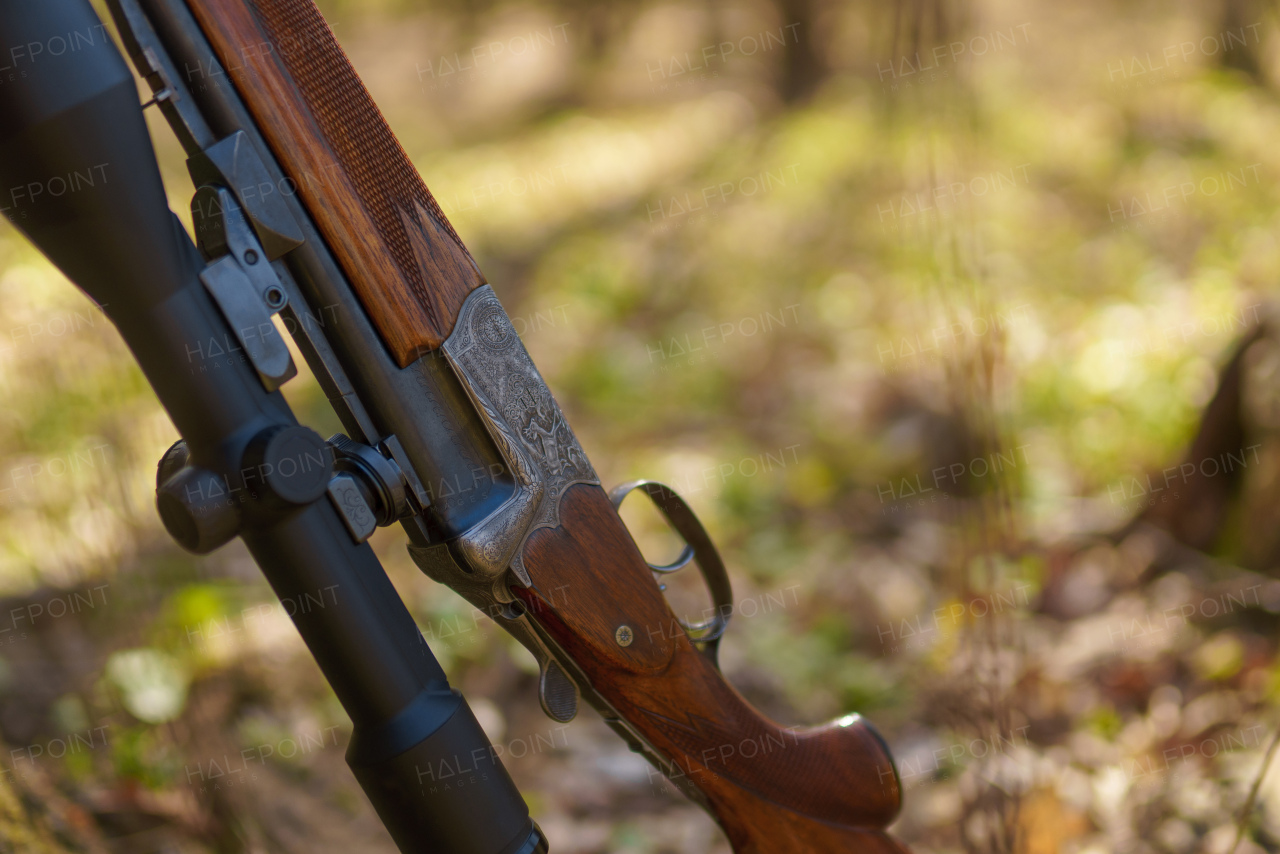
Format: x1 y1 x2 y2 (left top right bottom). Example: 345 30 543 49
609 480 734 668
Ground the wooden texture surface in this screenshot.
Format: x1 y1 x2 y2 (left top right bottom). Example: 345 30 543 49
515 484 906 852
186 0 484 367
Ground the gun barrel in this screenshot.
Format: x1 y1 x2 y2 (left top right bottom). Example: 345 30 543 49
0 3 546 852
115 0 522 540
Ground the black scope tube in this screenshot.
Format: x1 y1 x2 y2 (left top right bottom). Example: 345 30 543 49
0 3 544 852
123 0 521 540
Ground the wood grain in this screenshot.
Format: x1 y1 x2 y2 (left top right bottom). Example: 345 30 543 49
515 484 905 851
186 0 484 367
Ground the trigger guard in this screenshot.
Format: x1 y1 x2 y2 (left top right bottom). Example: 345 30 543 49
609 479 734 668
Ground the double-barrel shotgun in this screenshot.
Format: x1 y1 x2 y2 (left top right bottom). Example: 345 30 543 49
0 0 907 850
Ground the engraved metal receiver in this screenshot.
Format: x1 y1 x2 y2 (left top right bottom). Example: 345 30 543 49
441 287 599 584
408 288 737 724
406 287 600 599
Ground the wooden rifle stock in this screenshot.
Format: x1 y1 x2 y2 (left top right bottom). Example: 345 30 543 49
515 484 906 853
183 0 907 849
186 0 483 367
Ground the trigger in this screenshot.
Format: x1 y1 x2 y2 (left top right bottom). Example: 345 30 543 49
609 480 734 669
539 659 578 723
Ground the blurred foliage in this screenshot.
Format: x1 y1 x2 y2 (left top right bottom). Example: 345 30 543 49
2 0 1280 851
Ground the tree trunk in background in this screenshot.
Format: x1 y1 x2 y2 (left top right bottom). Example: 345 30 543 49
776 0 824 102
1218 0 1269 84
1131 320 1267 556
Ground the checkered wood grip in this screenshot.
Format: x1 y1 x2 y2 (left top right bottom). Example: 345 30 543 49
186 0 485 367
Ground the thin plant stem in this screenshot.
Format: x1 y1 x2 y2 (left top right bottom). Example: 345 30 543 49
1228 723 1280 854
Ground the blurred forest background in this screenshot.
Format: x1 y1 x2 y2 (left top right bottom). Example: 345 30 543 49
4 0 1280 851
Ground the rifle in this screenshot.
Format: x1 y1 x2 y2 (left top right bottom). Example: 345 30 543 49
0 1 907 851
